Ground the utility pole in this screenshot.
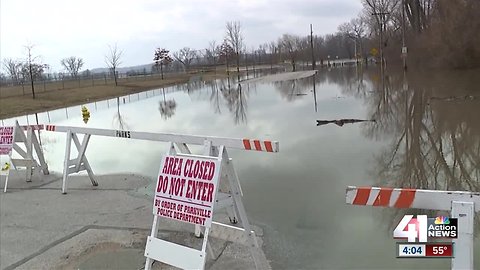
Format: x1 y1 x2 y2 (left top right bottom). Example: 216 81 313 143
310 24 316 70
26 46 36 99
401 0 407 70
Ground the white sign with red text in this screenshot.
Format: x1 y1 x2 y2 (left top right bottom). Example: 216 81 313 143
0 126 14 156
153 155 221 228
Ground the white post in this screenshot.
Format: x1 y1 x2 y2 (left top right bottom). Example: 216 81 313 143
2 155 12 193
25 128 33 182
71 133 97 186
145 215 159 270
222 148 270 270
62 131 72 194
451 201 474 270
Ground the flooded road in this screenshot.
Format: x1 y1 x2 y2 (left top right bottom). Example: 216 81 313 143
2 67 479 269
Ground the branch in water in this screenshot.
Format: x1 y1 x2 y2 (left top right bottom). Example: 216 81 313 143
316 119 376 127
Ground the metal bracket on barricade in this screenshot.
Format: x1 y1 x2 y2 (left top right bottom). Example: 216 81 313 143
1 121 49 192
346 186 480 270
144 140 272 270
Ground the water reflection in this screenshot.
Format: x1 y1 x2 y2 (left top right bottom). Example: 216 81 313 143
159 88 177 120
220 83 248 124
362 69 480 191
207 81 222 114
113 97 129 130
349 68 480 230
2 67 479 269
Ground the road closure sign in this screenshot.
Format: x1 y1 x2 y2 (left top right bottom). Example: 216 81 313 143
153 155 221 228
0 126 14 155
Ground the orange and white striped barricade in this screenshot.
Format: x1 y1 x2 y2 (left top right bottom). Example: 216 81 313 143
346 186 480 270
44 124 277 269
1 121 49 192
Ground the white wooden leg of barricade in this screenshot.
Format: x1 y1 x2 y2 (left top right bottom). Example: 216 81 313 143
2 155 13 193
451 201 474 270
216 155 240 224
62 131 73 194
208 145 239 225
221 149 270 270
11 125 36 182
224 159 240 224
71 133 96 185
62 132 97 194
25 128 34 182
30 128 49 175
145 215 160 270
3 172 9 193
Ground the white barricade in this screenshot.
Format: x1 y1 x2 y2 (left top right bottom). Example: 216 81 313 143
44 124 278 194
346 186 480 270
1 121 49 192
44 124 278 269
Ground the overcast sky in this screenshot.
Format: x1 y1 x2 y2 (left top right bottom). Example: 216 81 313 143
0 0 362 72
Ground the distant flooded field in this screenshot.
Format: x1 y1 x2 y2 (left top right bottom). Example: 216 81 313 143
3 67 479 269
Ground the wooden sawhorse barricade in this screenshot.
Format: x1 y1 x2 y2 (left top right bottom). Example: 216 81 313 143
1 121 49 192
44 124 277 269
346 186 480 270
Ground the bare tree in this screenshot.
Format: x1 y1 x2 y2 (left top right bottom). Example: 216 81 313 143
219 40 235 77
226 21 244 80
267 42 279 70
3 59 22 84
404 0 430 33
279 34 302 71
362 0 400 67
153 48 173 79
24 45 48 99
105 44 123 86
203 41 219 66
173 47 197 71
338 17 367 62
61 57 84 78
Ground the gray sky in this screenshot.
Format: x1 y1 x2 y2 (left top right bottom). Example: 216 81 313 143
0 0 362 72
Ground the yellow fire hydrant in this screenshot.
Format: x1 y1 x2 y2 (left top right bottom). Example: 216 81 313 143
1 162 10 171
81 105 90 124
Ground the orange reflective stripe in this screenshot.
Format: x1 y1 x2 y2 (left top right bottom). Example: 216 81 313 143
394 189 416 208
373 187 393 206
243 139 251 150
264 141 273 152
352 187 371 205
253 140 262 151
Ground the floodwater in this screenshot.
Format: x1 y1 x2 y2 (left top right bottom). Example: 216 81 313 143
2 67 480 269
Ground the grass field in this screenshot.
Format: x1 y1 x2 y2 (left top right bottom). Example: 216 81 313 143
0 70 227 119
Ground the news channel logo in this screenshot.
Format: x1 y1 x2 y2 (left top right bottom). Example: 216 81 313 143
393 215 458 242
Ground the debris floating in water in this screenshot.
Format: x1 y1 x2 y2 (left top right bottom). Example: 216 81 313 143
316 119 376 127
429 95 477 102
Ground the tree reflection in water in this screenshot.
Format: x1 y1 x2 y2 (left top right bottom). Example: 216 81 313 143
112 97 129 130
207 80 222 114
343 67 480 230
159 88 177 120
220 82 248 124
